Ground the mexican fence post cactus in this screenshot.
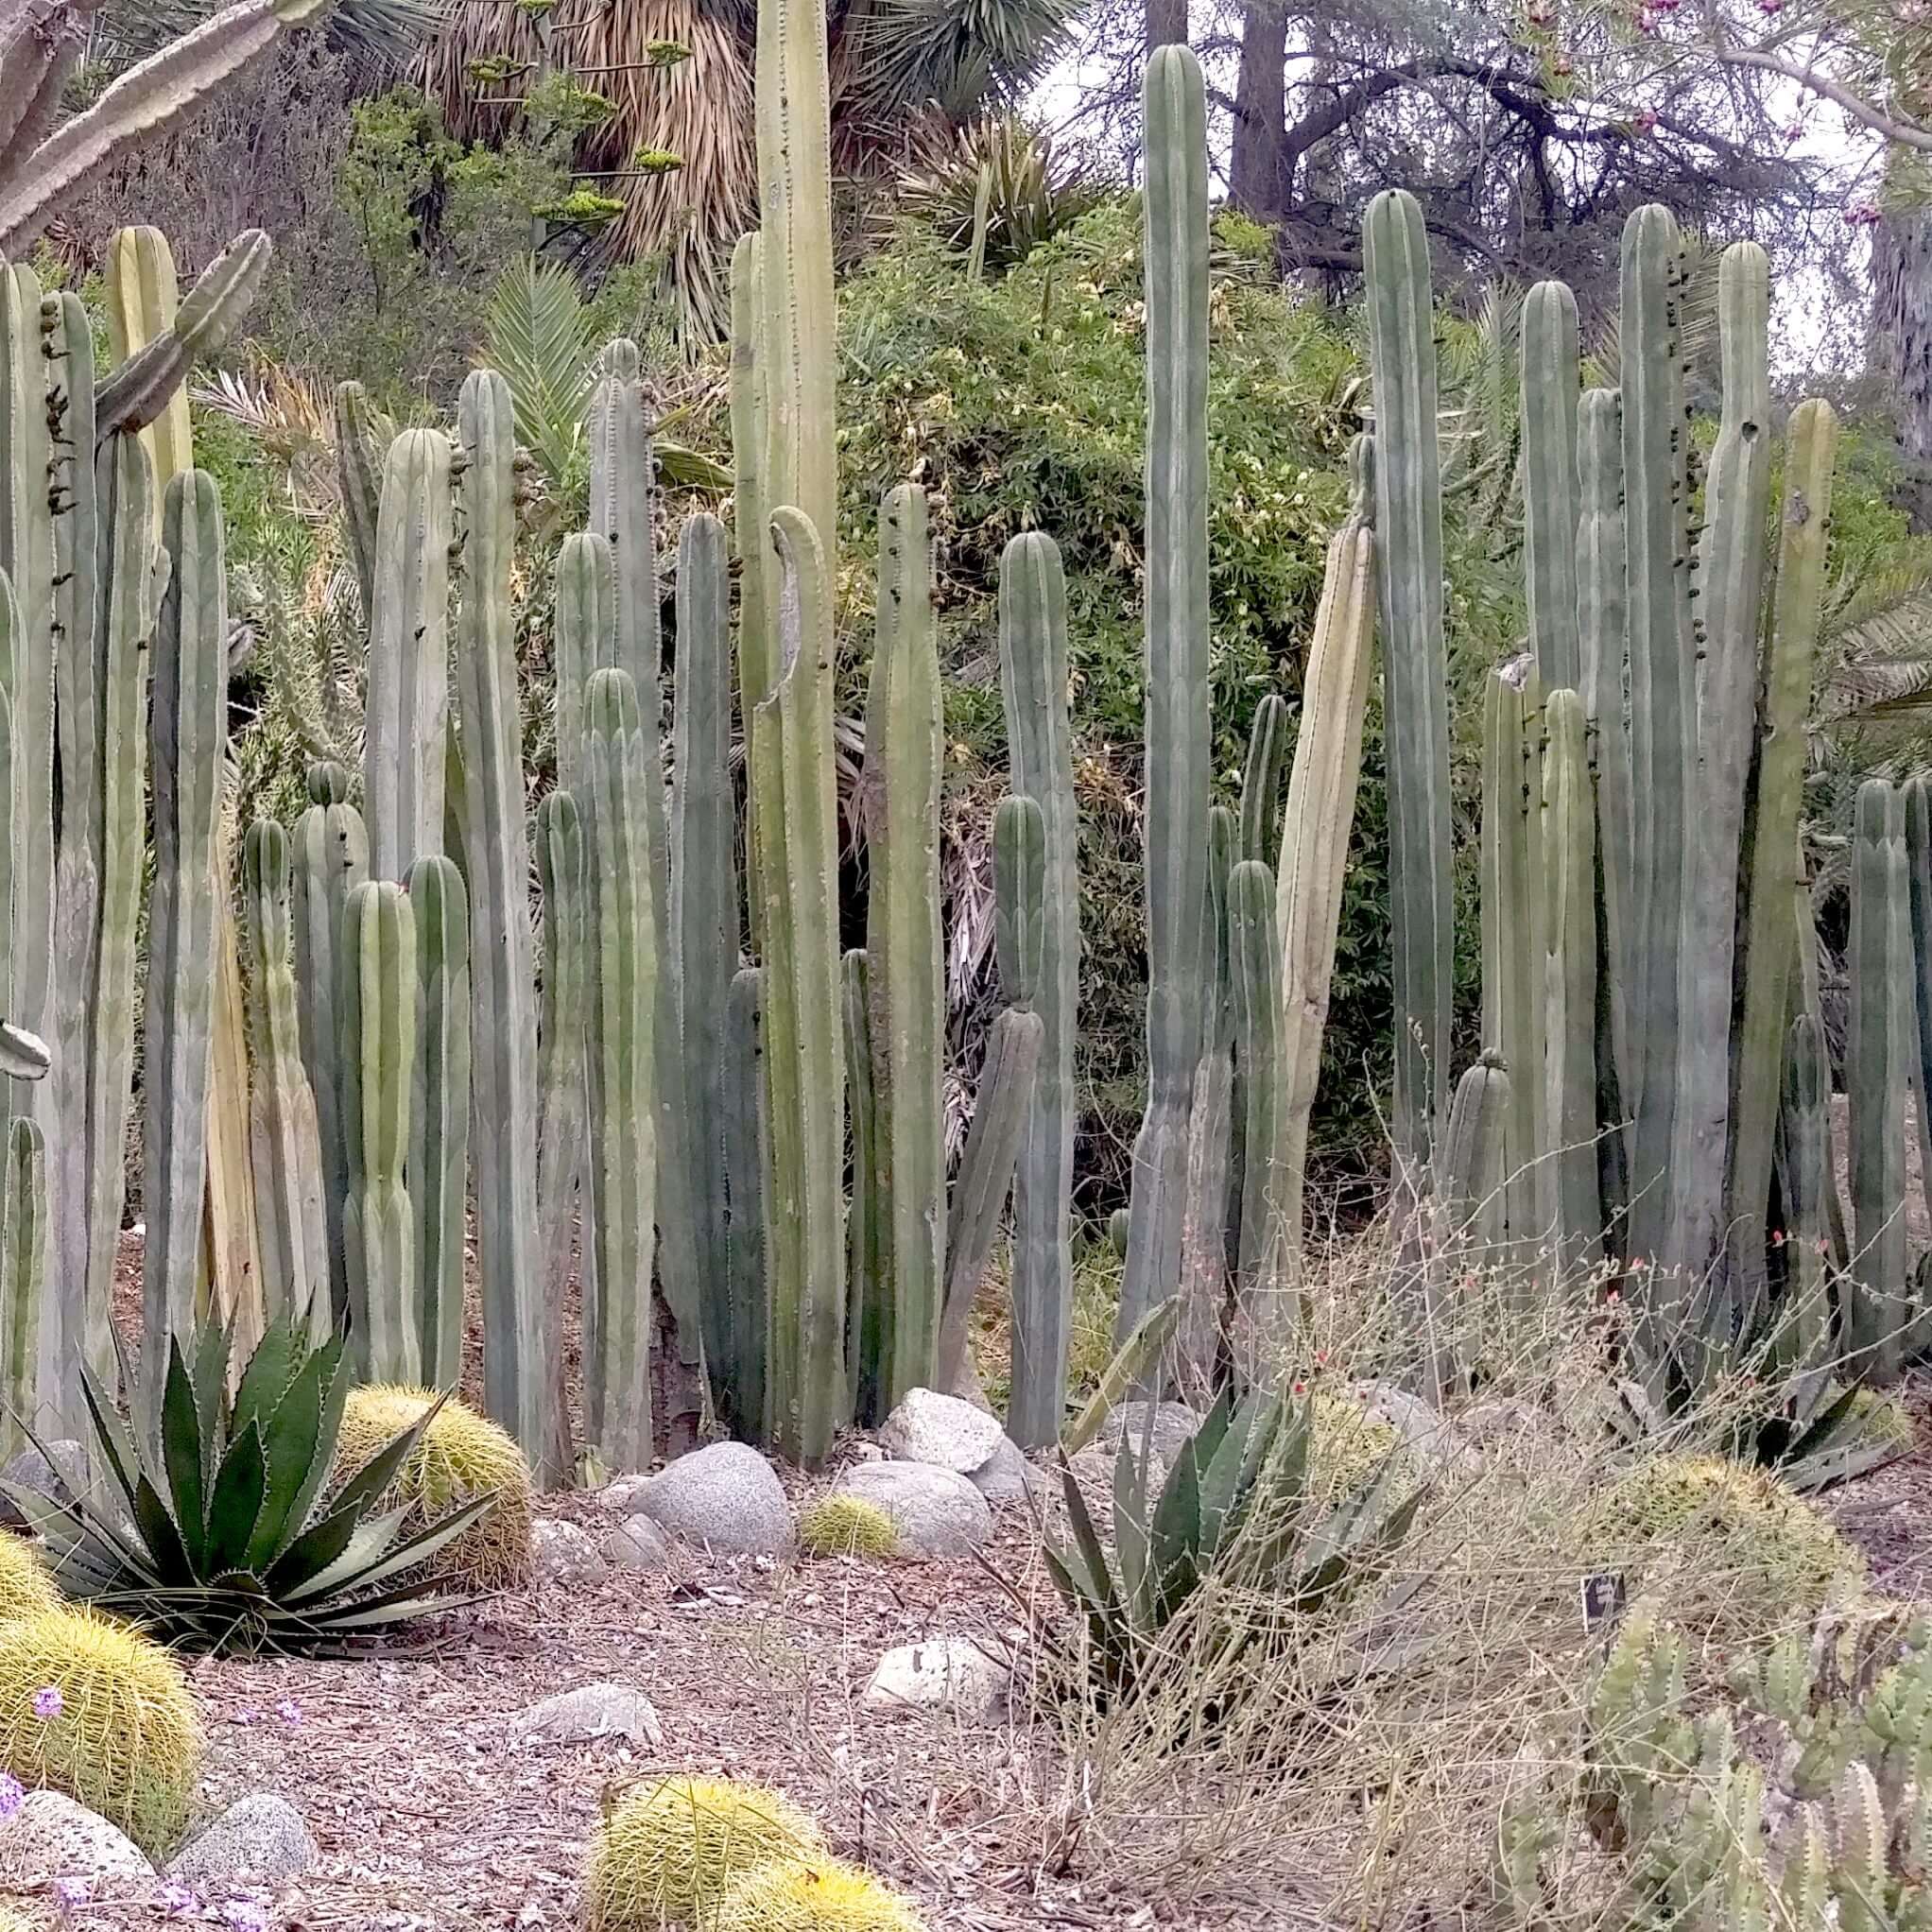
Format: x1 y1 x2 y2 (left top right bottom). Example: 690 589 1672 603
1544 687 1602 1269
406 855 471 1392
729 234 770 957
1178 808 1236 1377
364 428 452 880
580 668 656 1473
843 949 883 1418
1441 1053 1509 1286
0 1116 42 1455
1239 695 1287 866
1274 434 1375 1284
1520 281 1582 694
1782 1013 1833 1365
1363 188 1454 1230
722 965 768 1438
1906 774 1932 1229
457 369 544 1459
340 878 419 1385
143 470 227 1385
1229 857 1287 1354
105 228 194 492
1122 43 1211 1342
553 530 616 797
863 485 945 1416
996 533 1080 1443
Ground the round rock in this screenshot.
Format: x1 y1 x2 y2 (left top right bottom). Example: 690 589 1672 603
607 1516 675 1573
0 1439 85 1530
0 1790 150 1884
1099 1400 1201 1464
631 1441 792 1555
832 1460 992 1559
861 1636 1011 1719
169 1793 318 1885
967 1435 1034 1504
878 1389 1007 1474
532 1519 610 1588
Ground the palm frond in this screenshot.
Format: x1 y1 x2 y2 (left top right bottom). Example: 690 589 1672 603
483 257 595 487
847 0 1082 124
88 0 443 69
1816 546 1932 729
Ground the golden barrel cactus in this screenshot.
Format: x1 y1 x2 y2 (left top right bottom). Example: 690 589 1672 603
0 1537 59 1625
715 1859 929 1931
797 1496 901 1561
334 1386 534 1591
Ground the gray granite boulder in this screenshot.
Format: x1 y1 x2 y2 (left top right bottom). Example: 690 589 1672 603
503 1681 663 1750
631 1441 792 1555
169 1794 318 1885
832 1461 992 1559
532 1519 609 1588
0 1790 150 1884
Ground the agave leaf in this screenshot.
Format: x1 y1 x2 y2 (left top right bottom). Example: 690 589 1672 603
159 1339 209 1561
1294 1459 1427 1606
130 1470 196 1585
320 1386 446 1524
200 1422 270 1577
1200 1391 1282 1557
1112 1438 1151 1624
7 1485 158 1585
1146 1448 1202 1628
190 1311 233 1459
77 1365 144 1524
278 1335 353 1546
244 1344 336 1572
266 1489 394 1596
1782 1380 1865 1463
229 1316 304 1447
1054 1459 1123 1624
1781 1434 1908 1495
303 1492 495 1601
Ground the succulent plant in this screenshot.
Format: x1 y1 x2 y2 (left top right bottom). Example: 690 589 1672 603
715 1859 930 1931
797 1495 902 1561
0 1535 59 1624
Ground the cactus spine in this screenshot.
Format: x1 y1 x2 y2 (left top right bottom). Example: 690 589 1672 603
1122 43 1211 1339
364 428 452 880
456 369 544 1458
1521 281 1582 693
240 819 327 1334
1363 188 1453 1213
406 855 471 1390
143 470 227 1375
581 668 656 1471
863 485 945 1414
340 879 419 1384
0 1117 42 1454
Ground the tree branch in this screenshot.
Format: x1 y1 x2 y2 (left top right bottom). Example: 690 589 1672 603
1708 42 1932 154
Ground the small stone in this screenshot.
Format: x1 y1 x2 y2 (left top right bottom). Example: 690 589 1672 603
607 1517 674 1572
832 1461 992 1559
1098 1400 1202 1464
966 1435 1033 1504
877 1389 1007 1474
502 1681 663 1750
631 1441 792 1556
532 1519 609 1588
600 1473 651 1513
168 1793 317 1884
861 1637 1012 1719
0 1790 150 1884
0 1440 85 1530
1351 1380 1474 1471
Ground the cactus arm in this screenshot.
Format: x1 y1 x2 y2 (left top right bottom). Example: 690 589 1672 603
1274 436 1375 1285
104 228 194 489
1544 688 1603 1267
1441 1053 1509 1282
363 427 452 879
722 964 768 1439
0 0 329 254
535 789 588 1479
672 511 740 1392
1238 693 1287 865
335 381 381 631
843 948 885 1420
241 819 329 1337
0 1116 42 1453
1364 189 1454 1205
143 470 228 1382
340 878 419 1385
456 369 544 1460
1122 43 1212 1340
995 533 1079 1443
553 530 617 799
1522 281 1583 692
863 484 945 1412
580 668 657 1472
1730 400 1837 1282
1229 856 1287 1339
0 2 80 174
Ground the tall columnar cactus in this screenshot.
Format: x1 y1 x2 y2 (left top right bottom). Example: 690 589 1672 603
291 762 369 1329
1620 204 1697 1273
143 471 227 1377
456 369 544 1460
996 532 1080 1444
722 965 768 1438
1906 774 1932 1225
1782 1014 1833 1363
1121 43 1211 1341
1228 858 1287 1335
1363 188 1454 1220
364 428 452 880
1847 780 1910 1382
1543 688 1601 1268
1274 435 1375 1282
554 531 616 797
843 948 883 1414
580 668 656 1472
672 511 741 1390
240 819 327 1334
406 856 471 1391
340 879 419 1385
1441 1053 1509 1281
863 485 945 1416
105 228 194 492
1675 243 1774 1285
1521 281 1582 693
0 1116 43 1454
754 511 847 1466
729 234 771 955
1239 694 1287 864
1731 401 1839 1279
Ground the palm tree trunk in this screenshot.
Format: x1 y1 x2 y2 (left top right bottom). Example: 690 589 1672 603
1873 207 1932 529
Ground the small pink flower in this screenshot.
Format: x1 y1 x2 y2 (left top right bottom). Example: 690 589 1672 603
1633 108 1657 133
161 1883 200 1918
276 1699 302 1728
1314 1349 1329 1366
1291 1380 1307 1395
0 1773 21 1819
32 1686 61 1720
1606 1289 1621 1305
53 1877 88 1909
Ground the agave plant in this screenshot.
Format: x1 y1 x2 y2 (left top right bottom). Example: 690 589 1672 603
8 1314 494 1652
1042 1389 1425 1706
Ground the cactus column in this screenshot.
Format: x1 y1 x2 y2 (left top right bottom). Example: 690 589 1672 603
407 856 471 1390
1121 43 1212 1340
0 1118 43 1457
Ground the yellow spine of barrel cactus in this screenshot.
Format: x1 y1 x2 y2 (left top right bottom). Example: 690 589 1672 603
334 1385 535 1591
0 1538 58 1625
716 1858 930 1931
797 1497 901 1561
0 1606 202 1854
583 1776 825 1931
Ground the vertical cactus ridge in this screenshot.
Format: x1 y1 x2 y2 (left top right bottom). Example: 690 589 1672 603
729 236 772 716
1848 779 1910 1381
104 227 193 491
1363 188 1453 1197
457 368 543 1458
1731 400 1838 1282
1522 281 1582 693
722 964 768 1438
534 788 588 1476
672 511 739 1389
1229 857 1287 1321
143 469 227 1379
587 357 662 699
0 1116 42 1451
292 765 368 1331
995 533 1079 1443
580 667 657 1472
1781 1013 1832 1365
1544 687 1602 1267
334 379 381 631
405 855 471 1390
1676 241 1774 1284
1620 203 1696 1271
340 877 419 1385
554 530 617 798
1201 804 1237 1059
1274 435 1375 1284
1907 775 1932 1233
1238 693 1287 865
241 819 328 1336
364 427 452 879
1123 42 1212 1340
863 484 945 1412
843 948 885 1419
994 795 1046 1011
756 508 846 1465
